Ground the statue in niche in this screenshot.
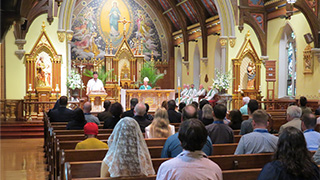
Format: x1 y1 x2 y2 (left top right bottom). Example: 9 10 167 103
247 62 256 89
35 55 51 87
121 63 130 79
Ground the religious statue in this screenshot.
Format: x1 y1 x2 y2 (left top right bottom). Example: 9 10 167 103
121 63 130 79
35 56 51 87
109 1 121 37
247 62 256 89
118 17 131 35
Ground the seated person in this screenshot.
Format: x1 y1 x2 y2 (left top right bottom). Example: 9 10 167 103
83 102 100 125
66 108 87 130
235 110 278 154
240 99 259 135
186 84 197 104
299 96 312 117
103 102 123 129
240 97 250 115
206 104 234 144
157 119 222 180
145 108 175 138
178 102 186 113
75 122 108 149
229 109 243 130
133 103 152 133
144 103 153 121
195 84 206 99
201 104 214 126
279 105 302 134
161 105 213 158
302 113 320 151
139 77 152 90
97 100 112 121
175 84 188 106
100 117 155 177
48 96 75 122
198 99 209 121
167 100 181 123
122 98 138 118
201 86 217 101
259 127 320 180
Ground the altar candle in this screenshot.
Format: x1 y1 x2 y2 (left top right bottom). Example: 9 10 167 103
28 84 32 92
238 85 241 92
118 75 120 86
55 84 60 92
133 75 135 82
178 77 180 87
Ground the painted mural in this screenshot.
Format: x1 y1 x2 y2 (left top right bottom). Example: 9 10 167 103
71 0 163 61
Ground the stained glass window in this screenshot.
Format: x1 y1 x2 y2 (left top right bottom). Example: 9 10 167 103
287 32 296 96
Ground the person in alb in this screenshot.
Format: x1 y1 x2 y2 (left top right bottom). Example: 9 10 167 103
139 77 152 90
86 71 105 95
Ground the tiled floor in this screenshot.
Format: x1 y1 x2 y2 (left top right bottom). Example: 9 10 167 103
0 138 48 180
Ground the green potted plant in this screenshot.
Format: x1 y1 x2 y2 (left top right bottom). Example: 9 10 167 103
83 66 114 84
67 69 85 99
140 61 164 88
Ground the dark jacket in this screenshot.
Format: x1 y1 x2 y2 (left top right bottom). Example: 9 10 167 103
201 118 214 126
103 116 121 129
167 109 181 123
122 109 134 118
97 111 112 121
48 107 75 122
66 120 86 130
133 115 151 133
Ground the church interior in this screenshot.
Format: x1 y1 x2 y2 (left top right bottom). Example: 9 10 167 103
1 0 320 179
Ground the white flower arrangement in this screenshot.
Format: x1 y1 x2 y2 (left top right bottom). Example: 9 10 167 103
212 69 232 92
67 69 85 90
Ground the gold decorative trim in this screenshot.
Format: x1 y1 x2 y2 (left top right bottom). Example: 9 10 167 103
303 44 313 74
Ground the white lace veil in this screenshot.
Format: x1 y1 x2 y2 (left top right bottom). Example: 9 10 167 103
103 117 155 177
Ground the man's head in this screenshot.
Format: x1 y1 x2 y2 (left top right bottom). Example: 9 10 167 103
299 96 308 107
302 113 316 130
145 103 150 113
178 118 208 151
191 101 198 110
134 103 146 116
199 84 203 89
143 77 149 86
103 100 111 111
84 122 98 138
186 84 190 89
93 71 98 79
190 84 194 88
213 104 227 120
183 84 187 89
252 109 269 128
242 97 250 105
286 105 302 121
130 98 138 109
248 99 259 115
59 96 68 107
167 100 176 110
83 102 92 113
178 102 186 112
199 99 209 110
182 104 197 121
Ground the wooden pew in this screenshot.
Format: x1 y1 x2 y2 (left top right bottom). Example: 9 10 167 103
53 125 104 130
56 134 111 141
55 129 113 135
222 168 262 180
212 143 238 155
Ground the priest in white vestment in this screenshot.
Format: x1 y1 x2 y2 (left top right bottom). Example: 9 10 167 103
187 84 197 104
194 84 206 102
201 86 217 101
86 71 105 95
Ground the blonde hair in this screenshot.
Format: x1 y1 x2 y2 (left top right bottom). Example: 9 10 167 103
149 108 170 138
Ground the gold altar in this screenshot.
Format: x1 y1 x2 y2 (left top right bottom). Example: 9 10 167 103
120 89 175 112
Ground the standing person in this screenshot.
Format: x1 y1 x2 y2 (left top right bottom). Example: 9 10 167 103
83 102 100 125
86 71 105 95
240 97 250 115
100 117 155 178
48 96 75 122
75 122 108 150
145 108 175 138
167 100 181 123
97 100 112 122
279 105 302 134
240 99 259 135
235 110 278 155
139 77 152 90
122 98 138 118
206 104 234 144
258 127 320 180
67 108 87 130
301 113 320 151
103 102 123 129
157 119 222 180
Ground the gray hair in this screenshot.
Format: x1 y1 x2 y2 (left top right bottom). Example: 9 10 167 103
202 104 213 119
243 97 250 104
286 105 302 119
134 103 146 116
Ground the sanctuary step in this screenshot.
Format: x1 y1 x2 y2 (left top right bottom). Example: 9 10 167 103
0 122 44 139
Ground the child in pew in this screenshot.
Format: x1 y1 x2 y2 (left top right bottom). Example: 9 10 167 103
157 119 222 180
101 117 155 178
258 127 320 180
75 123 108 150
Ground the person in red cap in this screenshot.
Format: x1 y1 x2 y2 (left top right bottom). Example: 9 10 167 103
75 122 108 150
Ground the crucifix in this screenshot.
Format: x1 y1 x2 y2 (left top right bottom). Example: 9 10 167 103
118 17 131 37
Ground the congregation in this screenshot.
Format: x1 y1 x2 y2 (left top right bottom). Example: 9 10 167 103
47 95 320 179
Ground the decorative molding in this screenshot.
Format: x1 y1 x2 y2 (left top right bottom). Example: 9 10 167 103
219 36 228 47
15 50 26 60
303 44 313 74
200 57 208 66
182 61 189 70
260 56 269 66
66 30 73 43
15 39 27 59
57 29 65 42
311 48 320 61
229 36 236 48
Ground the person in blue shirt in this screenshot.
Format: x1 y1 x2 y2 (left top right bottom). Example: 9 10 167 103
240 96 250 115
161 105 213 158
301 113 320 151
139 77 152 90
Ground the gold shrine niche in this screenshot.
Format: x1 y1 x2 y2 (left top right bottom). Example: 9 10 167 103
25 22 62 103
232 32 262 109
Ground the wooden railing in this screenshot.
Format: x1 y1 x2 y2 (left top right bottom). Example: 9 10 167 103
0 99 24 121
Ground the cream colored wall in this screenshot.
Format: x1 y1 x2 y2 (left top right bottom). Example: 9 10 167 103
267 12 318 99
5 14 68 99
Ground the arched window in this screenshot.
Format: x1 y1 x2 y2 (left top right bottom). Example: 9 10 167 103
278 24 296 98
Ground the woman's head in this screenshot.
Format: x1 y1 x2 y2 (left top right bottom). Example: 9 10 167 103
150 108 170 138
74 108 86 123
105 117 155 177
229 109 243 124
109 102 123 118
202 104 213 119
275 127 316 178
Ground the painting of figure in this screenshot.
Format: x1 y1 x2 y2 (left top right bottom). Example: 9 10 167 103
109 1 121 37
